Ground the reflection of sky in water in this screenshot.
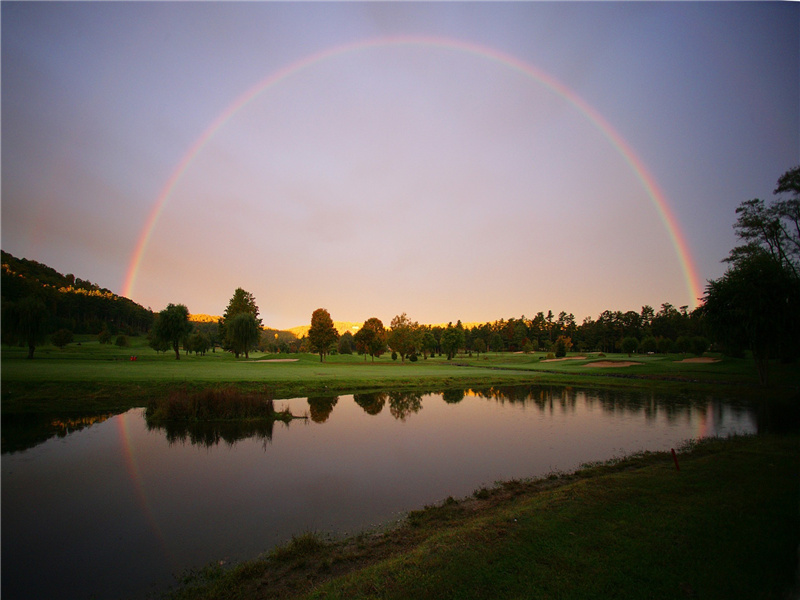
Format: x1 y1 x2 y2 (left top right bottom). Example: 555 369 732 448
2 388 756 600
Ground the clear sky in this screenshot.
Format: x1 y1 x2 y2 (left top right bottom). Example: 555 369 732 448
2 2 798 330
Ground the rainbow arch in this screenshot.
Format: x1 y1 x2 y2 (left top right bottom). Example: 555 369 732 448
123 35 703 306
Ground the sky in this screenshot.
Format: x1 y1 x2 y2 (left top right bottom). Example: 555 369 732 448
2 2 798 330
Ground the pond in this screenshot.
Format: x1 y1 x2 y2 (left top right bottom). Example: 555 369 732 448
2 385 757 600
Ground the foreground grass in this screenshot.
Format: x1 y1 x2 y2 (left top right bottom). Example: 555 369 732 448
165 434 799 600
4 337 798 414
170 436 800 600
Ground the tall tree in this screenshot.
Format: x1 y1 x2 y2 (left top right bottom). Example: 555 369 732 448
701 252 800 385
726 166 800 280
220 288 262 352
440 324 464 360
153 303 192 360
308 308 339 362
227 312 260 359
388 313 419 362
3 296 48 359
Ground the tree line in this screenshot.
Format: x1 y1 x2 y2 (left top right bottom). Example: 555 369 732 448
5 167 798 379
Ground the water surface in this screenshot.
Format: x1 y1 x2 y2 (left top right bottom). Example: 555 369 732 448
1 385 756 599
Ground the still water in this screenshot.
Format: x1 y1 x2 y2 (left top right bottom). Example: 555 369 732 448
2 385 756 599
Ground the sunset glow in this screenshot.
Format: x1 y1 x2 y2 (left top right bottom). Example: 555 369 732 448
3 3 796 328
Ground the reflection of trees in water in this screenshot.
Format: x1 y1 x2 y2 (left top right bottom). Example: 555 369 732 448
2 413 116 454
146 418 279 448
466 384 714 423
307 396 339 423
441 388 465 404
353 392 386 415
388 391 423 421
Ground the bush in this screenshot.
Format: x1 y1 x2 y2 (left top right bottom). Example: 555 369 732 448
391 351 398 361
145 387 275 421
115 335 129 347
621 336 639 356
98 329 112 344
691 336 709 357
51 328 73 349
640 336 658 354
656 337 673 354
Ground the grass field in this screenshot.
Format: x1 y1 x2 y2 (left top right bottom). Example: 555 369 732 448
165 434 799 600
3 335 799 414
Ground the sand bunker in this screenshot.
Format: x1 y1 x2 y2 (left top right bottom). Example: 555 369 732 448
541 356 587 363
676 357 720 364
585 361 642 368
252 358 299 363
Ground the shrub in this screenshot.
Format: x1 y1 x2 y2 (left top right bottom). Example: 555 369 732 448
115 335 129 347
145 387 275 422
51 329 74 349
98 329 112 344
691 336 709 356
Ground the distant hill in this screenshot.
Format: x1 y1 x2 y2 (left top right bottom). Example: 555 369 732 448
287 321 363 338
1 250 153 334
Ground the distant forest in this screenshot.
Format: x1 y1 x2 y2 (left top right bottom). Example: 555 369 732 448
1 249 705 356
1 250 153 335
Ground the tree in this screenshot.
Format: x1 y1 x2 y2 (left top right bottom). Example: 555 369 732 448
473 337 487 357
338 331 355 355
3 296 48 359
388 313 419 362
220 288 262 351
354 317 386 361
153 303 192 360
726 166 800 280
51 328 74 350
553 335 572 358
640 336 658 354
227 312 260 358
621 336 639 357
440 324 464 360
308 308 339 362
701 252 800 385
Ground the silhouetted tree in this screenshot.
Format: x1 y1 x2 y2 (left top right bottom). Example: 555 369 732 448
220 288 262 351
227 313 260 358
701 252 800 384
153 304 192 360
3 296 48 358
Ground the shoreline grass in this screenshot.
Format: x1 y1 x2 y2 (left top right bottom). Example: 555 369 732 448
164 434 799 600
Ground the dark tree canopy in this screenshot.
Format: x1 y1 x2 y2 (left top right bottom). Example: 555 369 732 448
153 303 192 360
220 288 262 353
702 252 800 385
308 308 339 362
3 296 48 359
227 312 260 359
727 166 800 280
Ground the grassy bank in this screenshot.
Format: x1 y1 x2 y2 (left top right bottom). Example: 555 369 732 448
3 337 799 414
166 434 799 600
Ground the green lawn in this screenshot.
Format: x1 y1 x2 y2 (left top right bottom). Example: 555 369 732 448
3 336 798 414
166 434 800 600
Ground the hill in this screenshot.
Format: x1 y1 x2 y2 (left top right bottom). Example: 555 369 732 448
1 250 153 334
287 321 363 338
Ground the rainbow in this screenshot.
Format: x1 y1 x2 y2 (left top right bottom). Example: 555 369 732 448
118 410 172 563
123 35 703 306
